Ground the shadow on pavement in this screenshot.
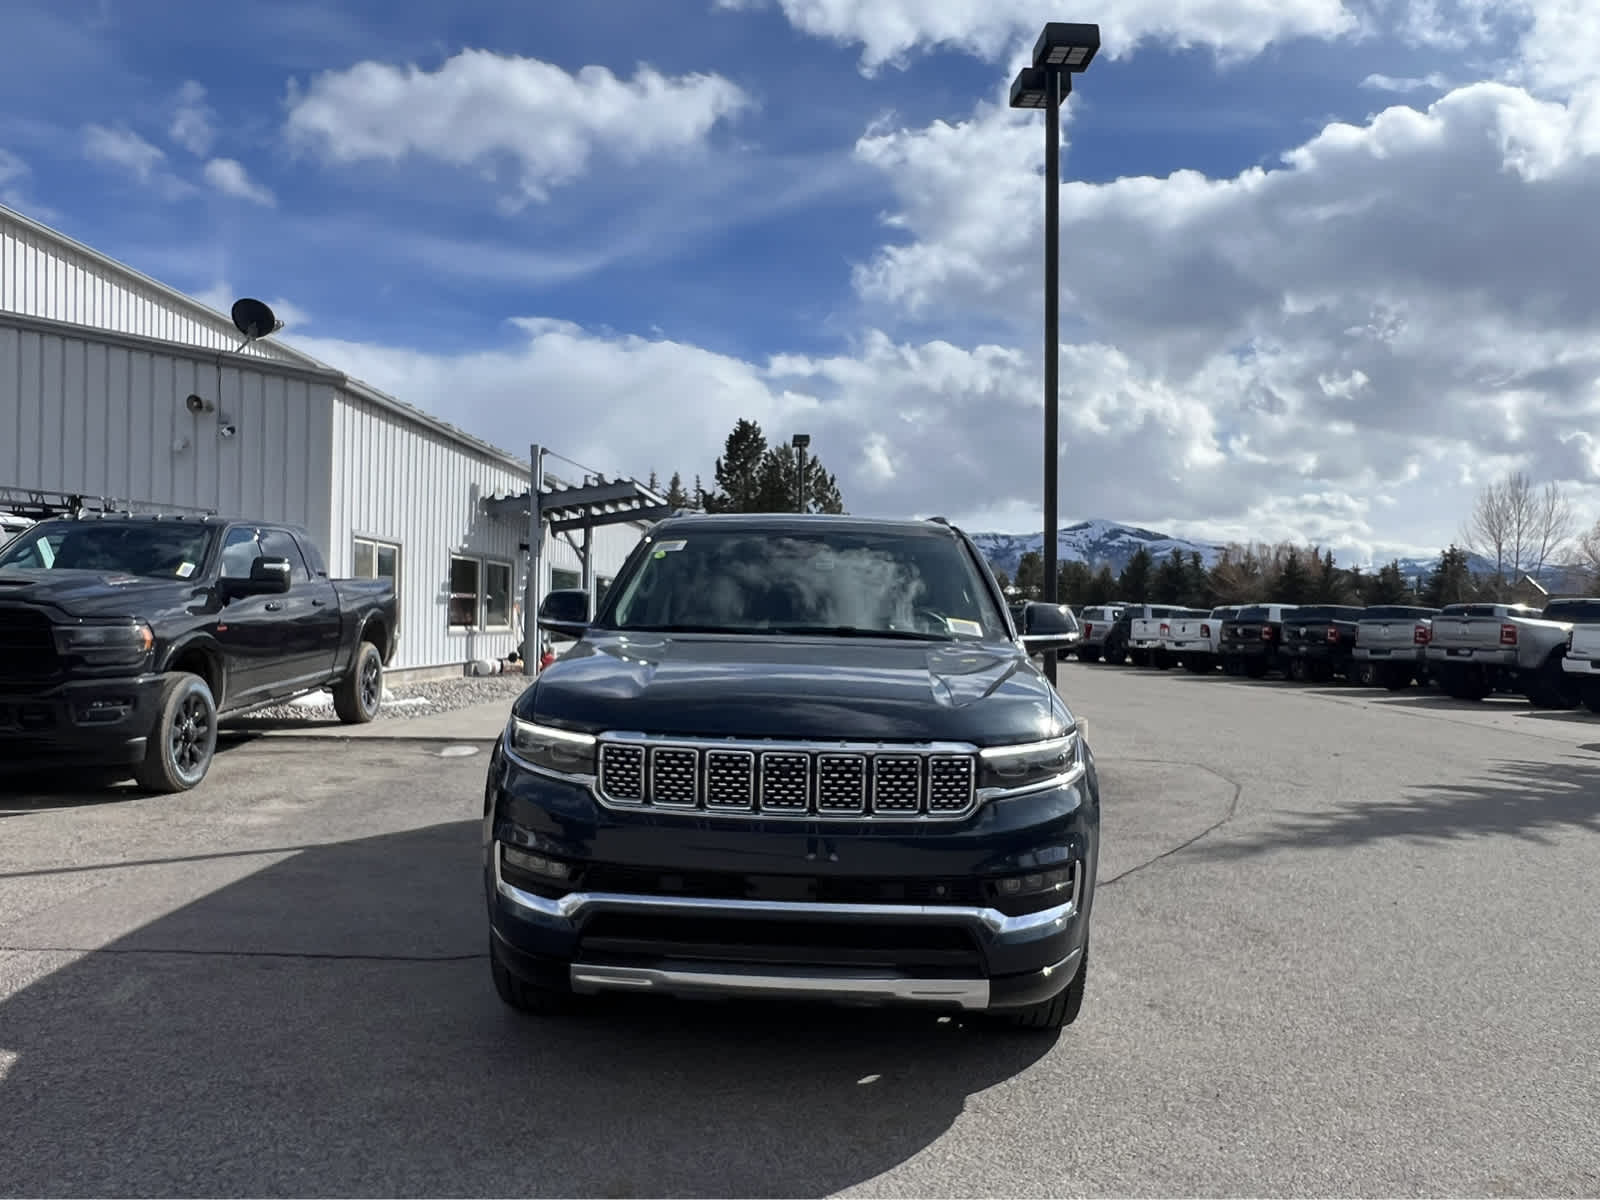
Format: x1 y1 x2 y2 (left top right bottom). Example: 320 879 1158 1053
0 734 259 815
0 818 1057 1198
1199 758 1600 859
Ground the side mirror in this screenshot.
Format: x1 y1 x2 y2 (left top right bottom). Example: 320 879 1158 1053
538 588 592 639
1019 601 1081 654
246 556 293 595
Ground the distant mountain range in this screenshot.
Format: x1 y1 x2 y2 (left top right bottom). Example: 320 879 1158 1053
967 518 1529 582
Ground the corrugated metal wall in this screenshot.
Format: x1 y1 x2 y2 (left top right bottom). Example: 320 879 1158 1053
0 318 335 533
329 389 645 673
1 209 306 365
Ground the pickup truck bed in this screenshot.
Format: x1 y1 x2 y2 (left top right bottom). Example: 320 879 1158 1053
1425 599 1600 706
1352 605 1438 689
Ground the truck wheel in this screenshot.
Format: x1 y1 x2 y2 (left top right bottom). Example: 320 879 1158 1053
1076 648 1100 663
333 641 384 724
999 945 1088 1032
1584 683 1600 715
134 672 218 794
1526 657 1579 709
1287 658 1308 682
489 937 572 1016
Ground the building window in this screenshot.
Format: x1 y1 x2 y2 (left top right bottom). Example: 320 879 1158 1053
551 568 580 591
483 560 513 629
448 556 480 628
353 537 402 630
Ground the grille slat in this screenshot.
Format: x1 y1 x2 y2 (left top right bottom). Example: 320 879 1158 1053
594 738 978 820
0 605 60 682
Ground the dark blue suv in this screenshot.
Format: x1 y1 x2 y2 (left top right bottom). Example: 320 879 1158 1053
481 513 1099 1030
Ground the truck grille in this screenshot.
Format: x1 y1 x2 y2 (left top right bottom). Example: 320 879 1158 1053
597 736 978 820
0 605 59 681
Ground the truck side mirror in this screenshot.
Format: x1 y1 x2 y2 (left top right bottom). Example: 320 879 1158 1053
538 588 592 639
1019 601 1080 654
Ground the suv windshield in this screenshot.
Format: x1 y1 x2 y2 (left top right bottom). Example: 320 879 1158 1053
599 526 1007 641
0 521 215 579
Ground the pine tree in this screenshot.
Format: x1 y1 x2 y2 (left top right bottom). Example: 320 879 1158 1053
1276 547 1311 603
647 470 660 492
1151 549 1185 604
1422 546 1475 607
1087 564 1116 605
1182 552 1213 608
1367 561 1411 604
1058 560 1092 606
1118 547 1153 601
692 475 707 509
709 419 769 511
1015 551 1044 599
665 471 691 509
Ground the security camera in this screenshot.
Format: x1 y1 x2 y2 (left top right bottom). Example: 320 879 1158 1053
185 393 213 414
218 423 237 439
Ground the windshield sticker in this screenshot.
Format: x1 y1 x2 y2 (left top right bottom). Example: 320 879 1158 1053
176 562 196 578
651 539 687 559
947 618 984 638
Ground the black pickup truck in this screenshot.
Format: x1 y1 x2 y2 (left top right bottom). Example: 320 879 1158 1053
0 514 397 792
1278 604 1366 682
483 513 1099 1030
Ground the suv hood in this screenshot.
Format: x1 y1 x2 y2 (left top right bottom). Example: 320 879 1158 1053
0 569 200 618
523 632 1070 744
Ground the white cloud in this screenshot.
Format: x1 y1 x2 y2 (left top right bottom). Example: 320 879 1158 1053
1361 72 1450 93
170 80 215 156
714 0 1356 72
283 49 751 202
202 157 275 206
82 123 166 181
267 59 1600 566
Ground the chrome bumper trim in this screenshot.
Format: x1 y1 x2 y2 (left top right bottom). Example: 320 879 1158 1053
568 962 991 1010
493 850 1077 938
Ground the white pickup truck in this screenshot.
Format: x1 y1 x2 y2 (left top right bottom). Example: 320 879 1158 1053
1168 606 1239 673
1557 602 1600 713
1425 598 1599 706
1352 604 1439 690
1074 604 1128 663
1128 606 1207 669
0 512 33 546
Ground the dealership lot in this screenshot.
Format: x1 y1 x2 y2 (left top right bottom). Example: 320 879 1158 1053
2 672 1598 1198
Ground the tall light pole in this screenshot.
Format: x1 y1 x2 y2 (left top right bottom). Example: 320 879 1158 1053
791 433 810 513
1009 21 1100 683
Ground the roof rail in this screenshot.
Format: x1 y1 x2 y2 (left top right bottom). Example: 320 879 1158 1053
0 486 218 521
925 515 951 526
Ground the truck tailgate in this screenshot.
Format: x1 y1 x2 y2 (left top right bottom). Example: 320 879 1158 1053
1428 615 1504 651
1357 620 1420 653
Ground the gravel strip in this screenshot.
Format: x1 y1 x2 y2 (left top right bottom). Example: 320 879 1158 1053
235 672 533 725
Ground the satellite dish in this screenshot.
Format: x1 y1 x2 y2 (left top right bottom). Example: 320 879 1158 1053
230 297 283 342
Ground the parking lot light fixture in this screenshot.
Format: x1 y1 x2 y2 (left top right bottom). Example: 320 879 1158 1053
1008 18 1101 685
1032 22 1101 71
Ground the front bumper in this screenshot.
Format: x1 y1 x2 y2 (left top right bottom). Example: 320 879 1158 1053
484 744 1098 1013
0 673 164 770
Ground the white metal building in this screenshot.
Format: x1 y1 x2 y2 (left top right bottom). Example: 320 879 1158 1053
0 203 658 677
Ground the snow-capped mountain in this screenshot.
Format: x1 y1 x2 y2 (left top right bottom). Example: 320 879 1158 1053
969 520 1225 576
970 519 1583 588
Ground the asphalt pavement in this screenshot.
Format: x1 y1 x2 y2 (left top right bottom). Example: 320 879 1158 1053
1 666 1598 1197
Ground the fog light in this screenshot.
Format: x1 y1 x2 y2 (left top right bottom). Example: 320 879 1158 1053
502 844 574 882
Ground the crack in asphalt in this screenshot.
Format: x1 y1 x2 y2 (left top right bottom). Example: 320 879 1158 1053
0 946 486 963
1096 757 1244 888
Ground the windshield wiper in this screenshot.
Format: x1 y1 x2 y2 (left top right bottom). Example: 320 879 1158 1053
766 625 955 641
608 623 761 635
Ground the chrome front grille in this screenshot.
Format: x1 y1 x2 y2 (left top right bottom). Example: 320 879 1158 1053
596 736 978 820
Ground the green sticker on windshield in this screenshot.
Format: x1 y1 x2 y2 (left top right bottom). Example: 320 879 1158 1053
652 539 686 559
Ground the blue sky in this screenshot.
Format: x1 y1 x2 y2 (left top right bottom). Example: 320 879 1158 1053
2 0 1598 565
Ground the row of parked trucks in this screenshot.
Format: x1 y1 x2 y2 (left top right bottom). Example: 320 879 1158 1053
1070 598 1600 711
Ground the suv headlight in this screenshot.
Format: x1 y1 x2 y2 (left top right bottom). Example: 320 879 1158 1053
53 620 154 668
977 732 1079 796
505 717 597 778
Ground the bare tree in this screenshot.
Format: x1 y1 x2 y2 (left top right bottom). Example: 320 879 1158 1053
1573 519 1600 586
1528 478 1576 579
1463 471 1575 588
